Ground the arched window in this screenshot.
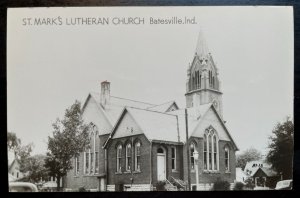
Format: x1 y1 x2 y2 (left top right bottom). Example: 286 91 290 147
171 147 176 171
83 124 100 175
203 134 207 170
126 144 132 171
90 132 94 174
116 145 122 172
203 127 219 171
135 142 141 171
225 147 230 172
157 148 164 153
209 70 211 86
200 75 202 88
190 143 195 170
208 134 212 170
213 135 217 170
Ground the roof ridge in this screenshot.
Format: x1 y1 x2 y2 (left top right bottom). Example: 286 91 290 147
110 95 155 105
89 92 156 106
147 100 175 109
127 106 178 117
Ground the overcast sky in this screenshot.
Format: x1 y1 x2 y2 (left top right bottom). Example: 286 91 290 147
7 7 293 156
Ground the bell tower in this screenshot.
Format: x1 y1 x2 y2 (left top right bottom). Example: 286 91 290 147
185 30 223 117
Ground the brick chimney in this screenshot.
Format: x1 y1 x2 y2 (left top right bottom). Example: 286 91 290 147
100 81 110 108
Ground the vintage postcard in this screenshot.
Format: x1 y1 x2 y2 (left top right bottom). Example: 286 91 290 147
7 6 293 192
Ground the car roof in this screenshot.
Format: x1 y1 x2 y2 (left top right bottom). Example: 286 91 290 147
9 182 38 191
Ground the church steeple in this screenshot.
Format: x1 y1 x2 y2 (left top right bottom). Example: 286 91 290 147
185 30 223 117
195 30 209 57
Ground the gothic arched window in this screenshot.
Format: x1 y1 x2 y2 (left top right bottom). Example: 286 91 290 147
190 143 196 170
203 127 219 171
203 134 207 170
116 145 122 172
225 147 230 172
126 143 132 171
200 74 202 88
83 124 99 175
135 142 141 171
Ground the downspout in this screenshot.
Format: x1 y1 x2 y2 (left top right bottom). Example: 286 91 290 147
131 136 134 187
104 148 107 191
149 140 153 190
185 108 191 191
176 115 180 142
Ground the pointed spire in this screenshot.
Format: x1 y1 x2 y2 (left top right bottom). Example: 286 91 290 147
195 29 209 57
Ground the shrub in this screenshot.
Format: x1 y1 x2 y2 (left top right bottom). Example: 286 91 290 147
212 178 230 191
244 178 255 190
233 182 245 190
78 186 88 192
156 181 166 191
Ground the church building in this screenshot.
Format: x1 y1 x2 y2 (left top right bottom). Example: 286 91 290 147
63 30 238 191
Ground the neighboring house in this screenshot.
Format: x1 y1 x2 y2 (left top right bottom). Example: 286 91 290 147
64 30 238 191
244 161 279 188
235 168 247 184
244 161 271 177
8 152 24 181
252 167 278 188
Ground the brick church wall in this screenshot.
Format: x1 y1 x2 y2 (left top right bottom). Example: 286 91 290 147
106 134 151 186
64 133 110 190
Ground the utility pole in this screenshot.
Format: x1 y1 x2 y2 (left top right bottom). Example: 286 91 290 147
185 108 191 191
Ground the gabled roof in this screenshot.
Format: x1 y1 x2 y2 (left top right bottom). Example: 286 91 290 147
127 107 179 143
170 103 238 150
8 159 20 172
244 161 271 174
103 107 180 148
252 167 278 177
82 92 155 126
170 103 211 142
147 101 179 112
103 102 238 151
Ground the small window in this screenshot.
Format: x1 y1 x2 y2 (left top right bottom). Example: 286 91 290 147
85 152 90 174
126 144 132 171
90 152 94 174
75 155 79 175
203 134 207 170
116 145 122 172
190 143 195 169
95 152 99 174
213 136 217 170
171 147 176 170
208 135 212 170
225 147 230 172
135 142 141 171
157 148 164 154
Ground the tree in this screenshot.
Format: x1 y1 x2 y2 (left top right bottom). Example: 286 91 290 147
266 117 293 180
44 101 90 191
18 154 48 183
7 132 21 151
236 147 262 170
17 143 34 172
7 131 34 179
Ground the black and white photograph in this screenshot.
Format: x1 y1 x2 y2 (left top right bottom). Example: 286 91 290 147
7 6 293 192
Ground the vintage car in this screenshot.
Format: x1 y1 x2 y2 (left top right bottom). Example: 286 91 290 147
275 180 293 190
9 182 38 192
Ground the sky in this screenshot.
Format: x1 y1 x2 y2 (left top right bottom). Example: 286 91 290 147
7 7 293 156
